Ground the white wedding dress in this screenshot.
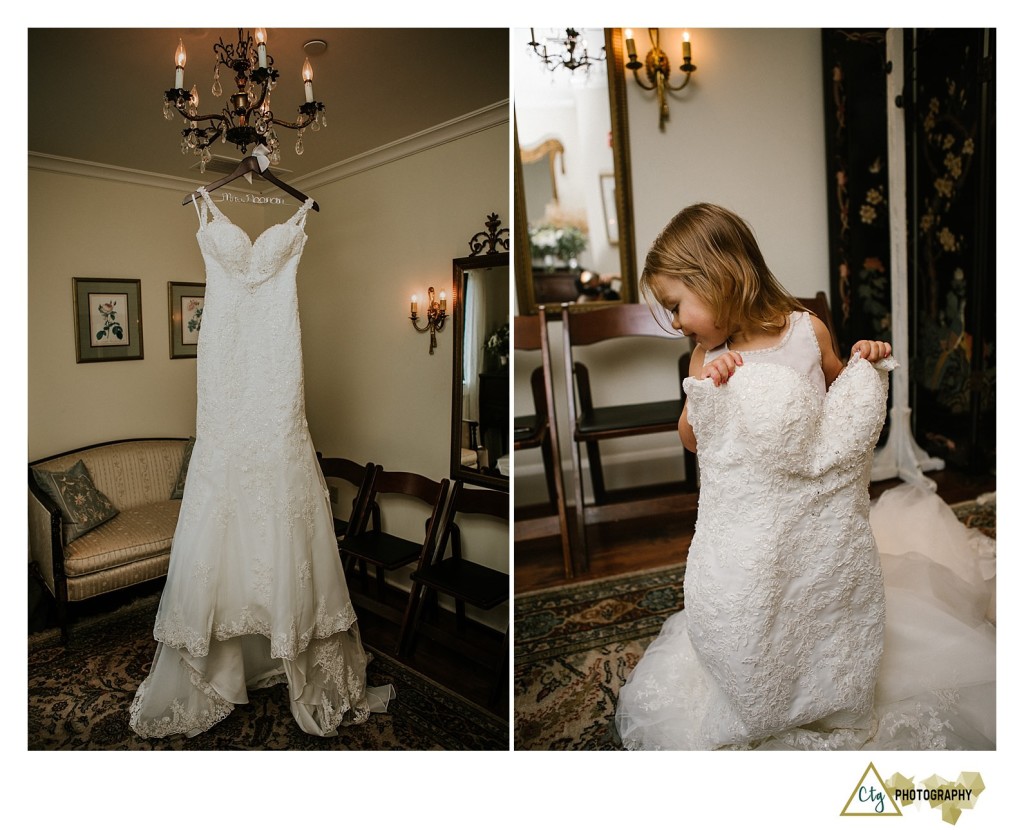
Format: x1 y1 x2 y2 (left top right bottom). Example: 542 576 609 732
130 189 392 738
615 313 995 750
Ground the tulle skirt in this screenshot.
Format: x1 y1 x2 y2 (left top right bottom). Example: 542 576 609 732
129 439 394 738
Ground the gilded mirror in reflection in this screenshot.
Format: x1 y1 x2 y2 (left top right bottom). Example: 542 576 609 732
521 138 564 215
451 255 509 491
514 27 636 313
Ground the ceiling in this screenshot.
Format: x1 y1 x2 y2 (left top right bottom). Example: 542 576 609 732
28 28 509 184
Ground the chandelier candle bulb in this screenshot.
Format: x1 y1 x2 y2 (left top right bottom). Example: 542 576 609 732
625 29 637 60
682 31 691 62
174 39 187 88
302 58 314 102
255 28 268 68
440 291 447 311
411 295 418 316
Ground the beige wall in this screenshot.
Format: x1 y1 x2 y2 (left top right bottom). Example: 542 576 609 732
300 123 510 627
28 118 510 630
626 28 830 295
515 28 830 503
29 171 225 459
299 125 508 477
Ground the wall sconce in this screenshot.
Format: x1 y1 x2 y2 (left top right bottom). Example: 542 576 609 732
410 287 447 355
624 28 697 132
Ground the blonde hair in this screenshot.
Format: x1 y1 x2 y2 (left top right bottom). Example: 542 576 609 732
640 203 803 339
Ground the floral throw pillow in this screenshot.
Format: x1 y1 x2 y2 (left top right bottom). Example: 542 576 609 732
170 436 196 500
31 460 119 544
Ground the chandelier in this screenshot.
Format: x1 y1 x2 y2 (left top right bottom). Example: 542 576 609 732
163 28 326 172
527 28 606 75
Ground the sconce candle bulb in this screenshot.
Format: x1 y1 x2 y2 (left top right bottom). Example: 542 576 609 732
625 29 640 68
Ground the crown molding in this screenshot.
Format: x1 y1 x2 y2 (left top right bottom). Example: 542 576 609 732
29 100 510 195
27 153 204 193
293 100 509 190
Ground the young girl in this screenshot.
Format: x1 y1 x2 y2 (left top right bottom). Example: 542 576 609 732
615 203 995 751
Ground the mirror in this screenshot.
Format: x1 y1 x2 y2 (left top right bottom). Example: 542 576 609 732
514 28 637 314
451 249 510 491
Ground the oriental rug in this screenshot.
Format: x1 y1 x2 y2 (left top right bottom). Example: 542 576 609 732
513 494 995 751
28 594 507 751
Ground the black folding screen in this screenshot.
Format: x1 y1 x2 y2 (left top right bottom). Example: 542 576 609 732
821 29 995 474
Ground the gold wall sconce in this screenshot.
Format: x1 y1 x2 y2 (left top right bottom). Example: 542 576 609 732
410 287 447 355
624 28 697 132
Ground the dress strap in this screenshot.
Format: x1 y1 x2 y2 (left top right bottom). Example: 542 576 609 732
193 187 223 229
292 198 315 230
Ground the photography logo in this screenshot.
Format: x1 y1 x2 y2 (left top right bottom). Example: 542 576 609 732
841 764 986 824
841 762 902 816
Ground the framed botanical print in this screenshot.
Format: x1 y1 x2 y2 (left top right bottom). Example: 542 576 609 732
168 281 206 359
73 278 144 363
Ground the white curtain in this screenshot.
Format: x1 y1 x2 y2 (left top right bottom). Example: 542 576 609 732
462 272 486 431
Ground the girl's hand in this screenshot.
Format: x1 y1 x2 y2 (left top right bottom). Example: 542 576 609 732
850 340 893 363
699 351 743 386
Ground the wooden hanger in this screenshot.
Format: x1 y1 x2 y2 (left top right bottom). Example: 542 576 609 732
182 155 320 211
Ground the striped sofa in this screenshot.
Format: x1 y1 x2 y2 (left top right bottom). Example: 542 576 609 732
29 438 189 639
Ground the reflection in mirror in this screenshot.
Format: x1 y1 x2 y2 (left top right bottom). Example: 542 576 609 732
451 252 509 491
514 27 636 313
521 138 565 212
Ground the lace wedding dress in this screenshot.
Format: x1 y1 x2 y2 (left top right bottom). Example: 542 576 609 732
130 189 392 738
615 315 995 750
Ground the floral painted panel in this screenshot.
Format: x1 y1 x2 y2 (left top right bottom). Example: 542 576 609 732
821 29 890 356
909 29 995 473
822 29 996 473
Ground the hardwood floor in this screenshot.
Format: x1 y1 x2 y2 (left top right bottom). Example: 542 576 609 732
28 573 508 720
347 582 508 718
514 468 997 595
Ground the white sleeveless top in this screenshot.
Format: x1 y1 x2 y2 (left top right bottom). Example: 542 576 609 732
704 310 826 397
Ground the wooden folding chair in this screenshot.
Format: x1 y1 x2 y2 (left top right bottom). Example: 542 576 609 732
337 467 450 638
561 302 698 570
316 454 376 542
513 308 574 578
797 291 840 356
399 480 509 703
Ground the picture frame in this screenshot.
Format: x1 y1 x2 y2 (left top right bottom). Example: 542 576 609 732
599 172 619 246
73 278 143 363
168 281 206 359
